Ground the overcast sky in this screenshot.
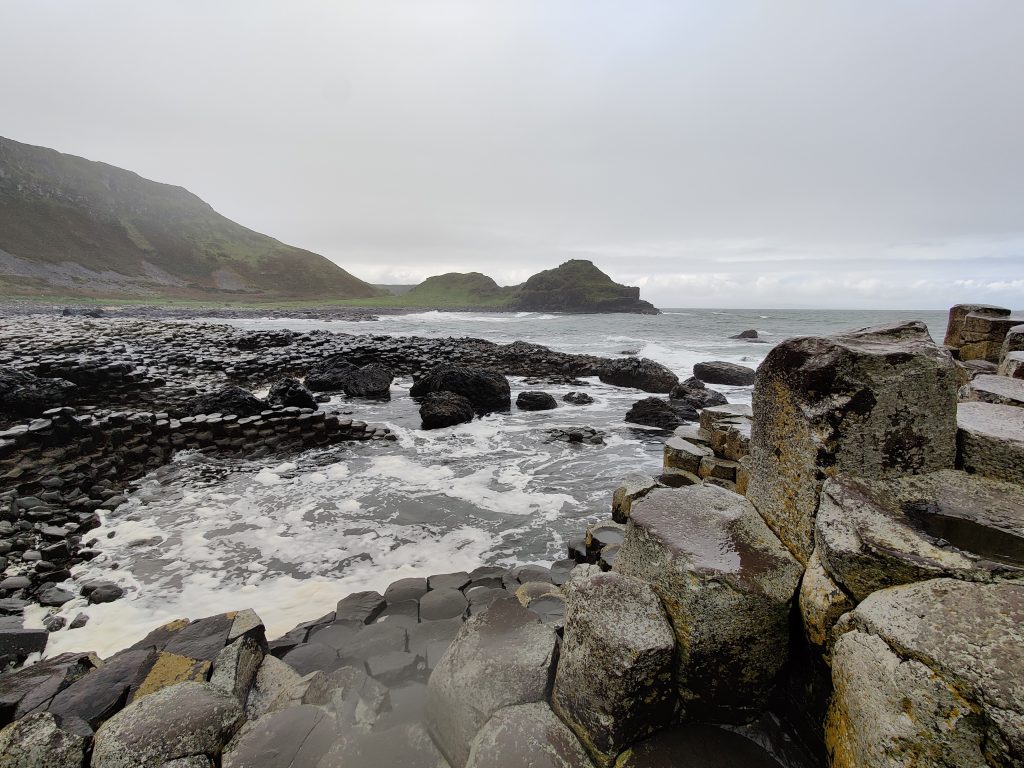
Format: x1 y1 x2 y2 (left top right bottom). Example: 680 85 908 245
2 1 1022 308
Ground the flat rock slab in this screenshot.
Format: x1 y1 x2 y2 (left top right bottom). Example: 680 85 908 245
465 703 594 768
957 401 1024 485
552 572 675 764
162 614 234 662
92 681 243 768
334 591 385 624
615 723 783 767
969 373 1024 407
0 650 99 724
816 471 1024 602
427 597 558 768
47 649 157 729
615 485 802 723
747 321 958 562
222 704 341 768
318 722 449 768
828 579 1024 768
611 473 660 523
384 578 429 604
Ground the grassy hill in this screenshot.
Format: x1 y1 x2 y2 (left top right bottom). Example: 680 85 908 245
344 261 658 313
0 136 382 300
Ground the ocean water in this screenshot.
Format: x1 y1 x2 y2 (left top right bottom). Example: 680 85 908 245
33 308 949 657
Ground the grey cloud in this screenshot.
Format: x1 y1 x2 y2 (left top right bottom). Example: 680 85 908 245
0 0 1021 308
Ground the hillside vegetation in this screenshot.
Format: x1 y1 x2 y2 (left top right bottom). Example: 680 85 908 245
0 136 382 300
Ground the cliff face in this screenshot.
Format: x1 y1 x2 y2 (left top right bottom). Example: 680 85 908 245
0 136 382 300
511 260 658 314
402 260 659 314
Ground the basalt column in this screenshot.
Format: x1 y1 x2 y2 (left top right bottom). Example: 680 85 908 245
746 321 958 564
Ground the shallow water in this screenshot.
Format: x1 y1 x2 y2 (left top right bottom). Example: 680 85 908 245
32 308 948 656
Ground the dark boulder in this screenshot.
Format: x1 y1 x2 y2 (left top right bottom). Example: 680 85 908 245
670 377 728 409
599 358 678 393
0 367 77 417
420 393 475 430
563 392 594 405
340 363 394 398
410 366 511 413
692 361 757 386
304 356 358 392
267 378 317 410
625 397 698 429
305 358 394 398
516 392 557 411
730 329 759 339
189 386 264 417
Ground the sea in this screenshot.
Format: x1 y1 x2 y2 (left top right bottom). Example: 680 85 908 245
34 308 950 657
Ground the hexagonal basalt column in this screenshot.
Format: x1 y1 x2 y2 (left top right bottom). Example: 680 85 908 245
614 485 802 723
551 572 675 766
747 321 957 563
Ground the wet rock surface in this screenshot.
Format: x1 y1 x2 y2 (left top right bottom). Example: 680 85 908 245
614 485 803 723
598 358 678 394
692 361 756 386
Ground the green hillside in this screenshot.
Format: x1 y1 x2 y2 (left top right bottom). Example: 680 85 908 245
403 272 513 308
0 136 382 300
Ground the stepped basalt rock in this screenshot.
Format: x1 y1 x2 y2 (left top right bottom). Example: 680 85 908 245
746 321 958 563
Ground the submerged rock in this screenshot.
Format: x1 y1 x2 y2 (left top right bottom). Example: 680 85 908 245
563 391 594 405
747 321 958 563
692 361 756 386
599 358 678 394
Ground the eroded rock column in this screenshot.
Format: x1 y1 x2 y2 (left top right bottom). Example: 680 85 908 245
746 321 957 563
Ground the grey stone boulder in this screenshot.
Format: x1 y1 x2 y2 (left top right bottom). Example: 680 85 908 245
92 681 243 768
465 703 594 768
0 711 88 767
338 363 394 398
957 401 1024 485
747 321 958 563
599 358 678 394
317 721 449 768
243 655 303 720
611 473 660 524
419 588 468 621
827 579 1024 768
944 303 1011 348
614 485 802 723
427 597 558 768
384 577 429 603
162 614 235 662
222 704 341 768
420 392 476 430
692 361 756 386
663 436 712 474
210 635 264 705
815 471 1024 603
551 572 675 765
798 551 853 658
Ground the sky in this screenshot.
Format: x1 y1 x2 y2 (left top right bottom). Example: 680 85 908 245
1 0 1022 309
